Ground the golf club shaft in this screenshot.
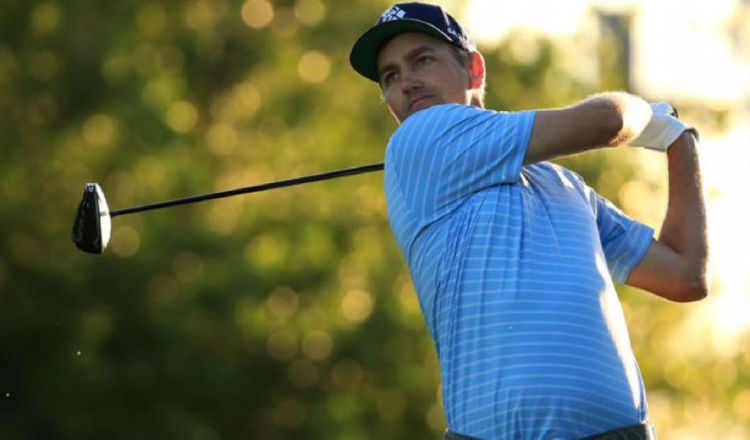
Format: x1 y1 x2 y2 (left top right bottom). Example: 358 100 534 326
111 162 384 217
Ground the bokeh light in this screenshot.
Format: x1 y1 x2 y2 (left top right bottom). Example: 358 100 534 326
184 0 221 33
241 0 274 29
293 0 326 26
246 233 289 271
30 2 62 36
301 329 332 360
297 50 331 84
339 288 374 325
166 100 198 133
206 122 238 157
110 225 141 257
82 114 118 147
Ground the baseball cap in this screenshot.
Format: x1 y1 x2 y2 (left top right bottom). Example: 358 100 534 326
350 2 476 82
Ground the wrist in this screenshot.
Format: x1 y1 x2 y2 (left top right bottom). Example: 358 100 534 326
667 130 699 158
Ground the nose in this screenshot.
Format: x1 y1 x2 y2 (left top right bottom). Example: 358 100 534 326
399 68 422 93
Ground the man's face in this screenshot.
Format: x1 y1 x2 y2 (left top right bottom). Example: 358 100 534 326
376 32 473 123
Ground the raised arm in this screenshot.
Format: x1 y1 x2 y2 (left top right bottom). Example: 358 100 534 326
626 132 709 301
526 93 708 301
524 92 652 164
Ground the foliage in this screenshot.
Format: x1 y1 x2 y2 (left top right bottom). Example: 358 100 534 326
0 1 746 439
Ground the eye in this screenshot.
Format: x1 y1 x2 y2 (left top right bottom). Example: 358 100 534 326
417 55 433 66
380 71 398 86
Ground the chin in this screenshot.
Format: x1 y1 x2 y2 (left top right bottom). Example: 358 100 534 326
403 102 438 121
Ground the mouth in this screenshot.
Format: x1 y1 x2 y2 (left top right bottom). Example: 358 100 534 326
408 95 437 113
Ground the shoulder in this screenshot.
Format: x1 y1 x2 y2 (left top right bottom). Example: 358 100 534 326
386 104 468 157
396 104 477 133
388 104 532 149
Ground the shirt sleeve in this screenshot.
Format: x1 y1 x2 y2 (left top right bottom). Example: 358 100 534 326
589 189 655 284
385 104 535 225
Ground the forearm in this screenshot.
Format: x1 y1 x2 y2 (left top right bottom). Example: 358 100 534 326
525 92 652 164
658 132 709 292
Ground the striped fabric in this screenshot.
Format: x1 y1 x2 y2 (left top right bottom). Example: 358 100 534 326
384 104 655 439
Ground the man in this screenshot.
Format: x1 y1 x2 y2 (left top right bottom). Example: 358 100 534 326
350 3 707 440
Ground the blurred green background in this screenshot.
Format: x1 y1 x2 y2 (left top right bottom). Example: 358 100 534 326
1 0 748 439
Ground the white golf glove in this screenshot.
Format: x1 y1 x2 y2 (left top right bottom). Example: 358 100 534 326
630 102 698 152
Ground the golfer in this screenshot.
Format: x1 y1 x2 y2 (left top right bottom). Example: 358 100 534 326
350 3 708 439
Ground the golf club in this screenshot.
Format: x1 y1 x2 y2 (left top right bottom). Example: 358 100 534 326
72 162 384 254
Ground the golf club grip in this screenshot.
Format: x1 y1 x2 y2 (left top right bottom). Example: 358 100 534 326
110 162 385 217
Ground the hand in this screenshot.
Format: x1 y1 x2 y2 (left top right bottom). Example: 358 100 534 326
651 101 678 118
630 102 696 152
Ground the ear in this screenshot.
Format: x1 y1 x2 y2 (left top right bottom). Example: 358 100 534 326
468 51 485 90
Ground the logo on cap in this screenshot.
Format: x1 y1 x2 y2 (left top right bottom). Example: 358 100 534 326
380 6 406 23
350 3 477 82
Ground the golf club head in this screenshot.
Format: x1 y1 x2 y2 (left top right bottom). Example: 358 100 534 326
72 183 111 254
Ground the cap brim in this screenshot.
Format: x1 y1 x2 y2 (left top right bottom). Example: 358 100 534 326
350 19 453 82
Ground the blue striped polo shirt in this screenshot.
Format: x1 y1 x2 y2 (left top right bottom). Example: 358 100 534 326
384 104 654 439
